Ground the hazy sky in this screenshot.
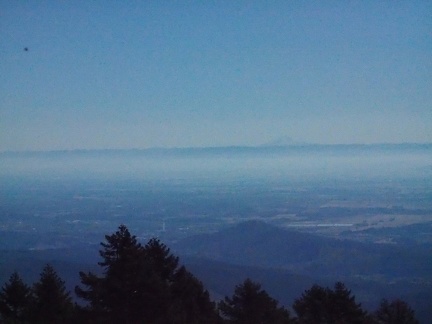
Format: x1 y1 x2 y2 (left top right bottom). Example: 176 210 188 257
1 1 431 151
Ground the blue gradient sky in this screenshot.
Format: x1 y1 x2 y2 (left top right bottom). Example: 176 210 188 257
1 1 431 151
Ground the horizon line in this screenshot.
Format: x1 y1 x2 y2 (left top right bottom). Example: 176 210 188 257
1 142 432 155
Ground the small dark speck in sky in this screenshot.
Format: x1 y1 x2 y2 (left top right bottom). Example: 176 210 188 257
24 47 28 51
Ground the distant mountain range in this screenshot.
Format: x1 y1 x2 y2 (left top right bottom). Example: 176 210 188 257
1 143 431 157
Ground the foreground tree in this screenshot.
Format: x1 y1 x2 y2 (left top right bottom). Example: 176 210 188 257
374 299 419 324
293 284 329 323
219 278 292 324
31 264 74 324
293 282 367 323
0 272 32 323
76 225 160 323
169 266 220 324
76 224 219 323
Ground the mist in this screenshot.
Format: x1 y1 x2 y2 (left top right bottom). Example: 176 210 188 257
1 145 430 182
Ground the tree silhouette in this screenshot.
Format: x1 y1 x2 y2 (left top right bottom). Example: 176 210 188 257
169 266 220 324
330 282 368 322
293 282 367 323
76 225 154 323
31 264 74 324
143 238 179 281
374 299 419 324
76 224 219 323
293 284 329 323
0 271 32 323
219 278 292 324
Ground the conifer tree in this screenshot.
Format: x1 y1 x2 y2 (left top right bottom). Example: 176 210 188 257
143 238 179 281
0 271 32 323
330 282 367 322
169 266 220 324
219 278 292 324
293 284 330 323
76 224 220 324
31 264 74 324
76 224 152 323
293 282 368 324
374 299 419 324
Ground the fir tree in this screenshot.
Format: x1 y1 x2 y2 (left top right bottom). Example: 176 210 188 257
76 224 152 323
293 282 368 324
169 266 220 324
31 264 74 324
76 224 220 323
374 299 419 324
219 278 292 324
293 284 330 323
143 238 179 281
0 271 32 323
330 282 368 323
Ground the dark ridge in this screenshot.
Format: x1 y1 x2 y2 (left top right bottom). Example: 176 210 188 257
174 220 432 278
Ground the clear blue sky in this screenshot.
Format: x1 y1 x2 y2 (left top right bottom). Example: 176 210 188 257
1 1 431 151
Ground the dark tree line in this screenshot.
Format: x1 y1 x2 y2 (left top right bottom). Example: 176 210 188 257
0 225 419 323
0 265 74 323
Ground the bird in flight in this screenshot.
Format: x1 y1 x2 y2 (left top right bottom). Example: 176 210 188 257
24 47 29 51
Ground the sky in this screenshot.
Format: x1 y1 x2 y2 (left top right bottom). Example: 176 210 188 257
1 1 431 151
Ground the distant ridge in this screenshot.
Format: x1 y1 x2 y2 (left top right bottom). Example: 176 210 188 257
1 143 431 157
174 220 432 278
